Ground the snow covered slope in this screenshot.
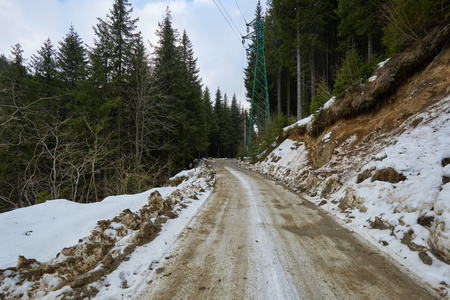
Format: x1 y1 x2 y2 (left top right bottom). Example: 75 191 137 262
241 93 450 297
0 162 215 299
0 191 162 269
247 42 450 296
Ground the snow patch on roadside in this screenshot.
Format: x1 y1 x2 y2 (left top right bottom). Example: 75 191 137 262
0 161 216 299
169 168 195 181
93 176 212 299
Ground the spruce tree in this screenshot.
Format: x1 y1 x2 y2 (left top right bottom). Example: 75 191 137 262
10 44 27 80
153 8 180 96
30 38 59 99
152 8 183 173
179 30 208 161
211 87 223 157
230 94 242 157
202 87 213 157
92 0 139 87
243 1 264 102
222 93 232 156
30 38 57 81
90 0 141 167
153 9 208 171
57 25 88 90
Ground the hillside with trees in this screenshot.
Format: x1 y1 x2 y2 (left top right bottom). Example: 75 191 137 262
246 0 447 119
244 0 448 155
0 0 246 211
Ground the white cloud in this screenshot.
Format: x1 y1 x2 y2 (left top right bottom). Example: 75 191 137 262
0 0 265 107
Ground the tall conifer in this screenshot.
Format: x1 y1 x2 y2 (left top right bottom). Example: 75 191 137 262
58 25 87 90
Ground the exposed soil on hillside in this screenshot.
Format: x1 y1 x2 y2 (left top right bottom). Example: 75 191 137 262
299 40 450 171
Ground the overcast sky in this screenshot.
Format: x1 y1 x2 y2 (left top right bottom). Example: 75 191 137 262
0 0 266 106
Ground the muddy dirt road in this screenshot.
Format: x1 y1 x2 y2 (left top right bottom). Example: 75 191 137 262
137 160 437 299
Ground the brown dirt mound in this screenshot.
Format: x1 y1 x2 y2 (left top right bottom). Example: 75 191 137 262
442 158 450 167
371 167 407 183
357 169 375 184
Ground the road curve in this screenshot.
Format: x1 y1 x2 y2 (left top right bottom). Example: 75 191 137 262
137 160 438 299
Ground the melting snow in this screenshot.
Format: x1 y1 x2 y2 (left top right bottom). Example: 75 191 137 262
378 58 390 68
242 94 450 294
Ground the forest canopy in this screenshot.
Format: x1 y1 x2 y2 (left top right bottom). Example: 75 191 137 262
0 0 246 210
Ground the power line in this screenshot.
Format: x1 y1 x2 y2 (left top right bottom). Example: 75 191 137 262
217 0 242 36
211 0 242 42
234 0 247 24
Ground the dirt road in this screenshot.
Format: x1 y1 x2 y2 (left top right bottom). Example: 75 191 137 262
137 160 438 299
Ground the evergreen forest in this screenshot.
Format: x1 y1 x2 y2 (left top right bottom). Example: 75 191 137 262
246 0 448 119
0 0 448 211
0 1 245 210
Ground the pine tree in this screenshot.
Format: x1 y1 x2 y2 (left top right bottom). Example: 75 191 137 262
244 1 264 102
92 0 139 87
230 94 242 157
202 87 213 157
30 38 59 98
57 25 88 90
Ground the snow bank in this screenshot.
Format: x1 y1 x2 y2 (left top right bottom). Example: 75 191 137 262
283 115 313 131
0 166 201 269
0 190 161 269
247 139 310 189
169 168 195 181
240 94 450 296
92 164 215 299
0 162 216 299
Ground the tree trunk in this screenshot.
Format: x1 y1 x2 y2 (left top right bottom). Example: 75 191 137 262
326 50 329 86
310 50 316 100
296 32 302 120
277 70 282 115
287 69 291 118
243 116 246 149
